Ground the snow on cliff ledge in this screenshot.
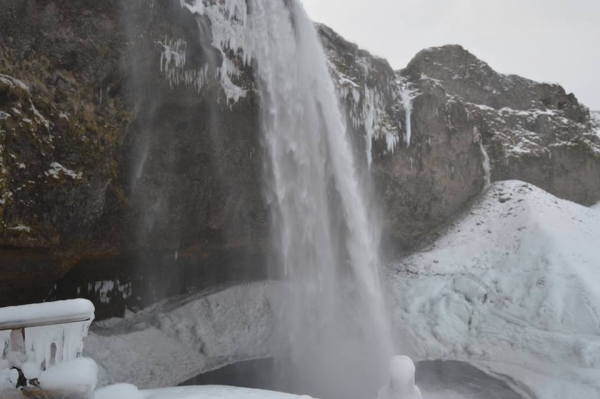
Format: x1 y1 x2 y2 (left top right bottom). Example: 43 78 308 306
390 180 600 398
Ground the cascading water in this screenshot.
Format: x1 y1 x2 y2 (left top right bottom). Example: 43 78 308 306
247 2 392 397
181 0 393 397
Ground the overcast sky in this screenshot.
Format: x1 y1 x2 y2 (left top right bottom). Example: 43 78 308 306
302 0 600 110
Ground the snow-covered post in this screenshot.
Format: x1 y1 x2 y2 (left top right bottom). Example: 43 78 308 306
377 356 423 399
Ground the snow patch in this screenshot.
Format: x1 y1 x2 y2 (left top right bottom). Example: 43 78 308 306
45 162 82 180
7 224 30 233
88 280 133 304
0 74 30 92
592 111 600 139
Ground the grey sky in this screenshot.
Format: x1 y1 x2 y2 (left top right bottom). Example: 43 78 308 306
302 0 600 110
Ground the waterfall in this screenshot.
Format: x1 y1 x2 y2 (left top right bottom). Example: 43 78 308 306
247 2 392 397
181 0 393 397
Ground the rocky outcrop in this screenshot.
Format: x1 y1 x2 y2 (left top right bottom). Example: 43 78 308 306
1 1 598 309
321 38 600 246
400 45 600 209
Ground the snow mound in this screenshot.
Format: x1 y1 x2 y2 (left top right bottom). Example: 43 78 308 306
39 357 98 391
389 180 600 398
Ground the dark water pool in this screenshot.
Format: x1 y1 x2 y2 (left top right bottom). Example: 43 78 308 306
181 358 524 399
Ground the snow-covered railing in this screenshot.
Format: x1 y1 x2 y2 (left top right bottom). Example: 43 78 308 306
0 299 96 397
0 299 93 331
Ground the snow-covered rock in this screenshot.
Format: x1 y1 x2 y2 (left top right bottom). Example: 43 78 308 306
377 356 422 399
389 180 600 398
85 283 281 389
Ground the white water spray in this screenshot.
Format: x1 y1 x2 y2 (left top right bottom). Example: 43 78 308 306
179 0 393 397
246 1 392 398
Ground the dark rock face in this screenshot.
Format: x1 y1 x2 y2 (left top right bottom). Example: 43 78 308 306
0 0 266 307
1 2 598 309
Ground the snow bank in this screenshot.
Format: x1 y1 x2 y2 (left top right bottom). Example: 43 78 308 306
96 383 146 399
389 180 600 398
143 385 309 399
86 283 282 389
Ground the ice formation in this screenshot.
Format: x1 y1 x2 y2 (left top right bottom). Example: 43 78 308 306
160 0 249 104
398 79 418 148
0 299 95 391
377 356 422 399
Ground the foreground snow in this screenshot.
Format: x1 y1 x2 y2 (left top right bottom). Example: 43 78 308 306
389 181 600 398
95 355 424 399
96 384 305 399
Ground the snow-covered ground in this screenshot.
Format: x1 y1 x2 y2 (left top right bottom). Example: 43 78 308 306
389 181 600 398
97 384 308 399
96 384 305 399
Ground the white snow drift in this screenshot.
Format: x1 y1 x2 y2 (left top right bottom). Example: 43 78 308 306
389 180 600 398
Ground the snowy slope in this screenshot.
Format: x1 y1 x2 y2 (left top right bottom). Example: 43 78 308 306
389 181 600 398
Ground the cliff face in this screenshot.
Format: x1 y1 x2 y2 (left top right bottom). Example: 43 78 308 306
319 33 600 246
0 0 267 309
1 0 598 310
